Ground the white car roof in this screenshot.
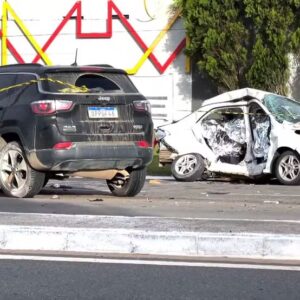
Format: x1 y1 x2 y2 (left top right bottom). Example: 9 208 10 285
158 88 279 129
200 88 272 108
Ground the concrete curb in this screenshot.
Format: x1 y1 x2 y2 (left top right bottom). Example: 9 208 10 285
0 213 299 260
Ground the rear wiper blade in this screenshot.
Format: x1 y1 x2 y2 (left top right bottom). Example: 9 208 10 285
85 88 122 93
87 87 105 93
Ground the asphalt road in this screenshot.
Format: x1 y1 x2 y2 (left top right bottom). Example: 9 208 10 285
0 177 299 220
0 256 299 300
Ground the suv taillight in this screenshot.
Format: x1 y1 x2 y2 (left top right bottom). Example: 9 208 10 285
31 100 73 115
133 100 151 113
136 140 151 148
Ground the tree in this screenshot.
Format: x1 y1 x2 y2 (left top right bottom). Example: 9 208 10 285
174 0 300 94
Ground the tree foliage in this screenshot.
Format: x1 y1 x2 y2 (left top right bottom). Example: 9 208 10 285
174 0 300 94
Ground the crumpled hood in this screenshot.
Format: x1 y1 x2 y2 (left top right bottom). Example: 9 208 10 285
282 121 300 130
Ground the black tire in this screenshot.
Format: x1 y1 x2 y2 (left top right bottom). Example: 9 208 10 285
275 150 300 185
107 168 146 197
171 153 205 182
0 142 45 198
43 176 50 187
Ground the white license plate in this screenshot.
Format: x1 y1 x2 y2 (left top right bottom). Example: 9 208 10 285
88 107 118 119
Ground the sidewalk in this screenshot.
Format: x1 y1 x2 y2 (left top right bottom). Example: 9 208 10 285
0 212 299 260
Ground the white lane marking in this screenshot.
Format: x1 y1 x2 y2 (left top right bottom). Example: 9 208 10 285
0 211 299 224
146 176 173 180
0 254 299 271
208 192 300 198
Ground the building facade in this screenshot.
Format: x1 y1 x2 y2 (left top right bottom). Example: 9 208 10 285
0 0 193 127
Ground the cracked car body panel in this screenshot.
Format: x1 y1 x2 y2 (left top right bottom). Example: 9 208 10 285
156 88 300 179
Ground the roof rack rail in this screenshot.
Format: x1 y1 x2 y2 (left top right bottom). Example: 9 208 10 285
0 63 43 68
85 64 114 68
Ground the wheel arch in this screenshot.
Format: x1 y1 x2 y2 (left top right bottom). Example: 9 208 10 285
0 126 28 149
1 132 23 145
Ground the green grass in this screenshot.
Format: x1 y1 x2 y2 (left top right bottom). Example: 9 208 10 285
146 147 172 176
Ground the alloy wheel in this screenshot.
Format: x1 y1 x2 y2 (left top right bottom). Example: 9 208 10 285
174 154 198 176
0 148 28 192
278 154 300 182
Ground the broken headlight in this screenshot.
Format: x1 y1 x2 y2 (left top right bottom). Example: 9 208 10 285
155 128 169 141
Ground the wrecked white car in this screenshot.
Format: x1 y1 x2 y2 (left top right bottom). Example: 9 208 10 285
155 88 300 185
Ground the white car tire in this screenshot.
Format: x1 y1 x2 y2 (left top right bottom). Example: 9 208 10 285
171 153 205 182
275 150 300 185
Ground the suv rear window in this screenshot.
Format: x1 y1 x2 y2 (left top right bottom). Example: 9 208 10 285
76 74 120 92
42 72 138 94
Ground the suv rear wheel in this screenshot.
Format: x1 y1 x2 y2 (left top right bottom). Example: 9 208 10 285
0 142 45 198
106 168 146 197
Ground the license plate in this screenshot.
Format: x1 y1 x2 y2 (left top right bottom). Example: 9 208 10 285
88 107 118 119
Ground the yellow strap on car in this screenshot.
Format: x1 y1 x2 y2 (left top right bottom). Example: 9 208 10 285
0 77 89 93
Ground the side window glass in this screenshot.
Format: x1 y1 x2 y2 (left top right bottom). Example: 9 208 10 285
201 107 247 164
15 74 37 88
13 74 39 99
249 103 271 162
0 74 17 97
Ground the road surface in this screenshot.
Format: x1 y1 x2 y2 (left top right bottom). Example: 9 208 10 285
0 254 299 300
0 177 299 220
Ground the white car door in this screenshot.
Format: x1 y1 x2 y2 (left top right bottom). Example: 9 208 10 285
247 100 273 175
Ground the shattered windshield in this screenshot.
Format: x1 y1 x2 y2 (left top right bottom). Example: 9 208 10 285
263 94 300 123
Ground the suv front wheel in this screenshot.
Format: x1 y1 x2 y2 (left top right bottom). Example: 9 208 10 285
106 168 146 197
0 142 45 198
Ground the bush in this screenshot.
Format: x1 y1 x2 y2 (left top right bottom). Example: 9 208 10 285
174 0 300 94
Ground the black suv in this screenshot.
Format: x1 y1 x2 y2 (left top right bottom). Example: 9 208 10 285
0 64 153 198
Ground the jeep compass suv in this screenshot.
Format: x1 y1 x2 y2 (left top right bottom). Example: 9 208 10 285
0 64 153 198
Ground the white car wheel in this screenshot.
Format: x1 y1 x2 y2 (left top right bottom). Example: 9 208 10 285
275 151 300 185
171 153 205 182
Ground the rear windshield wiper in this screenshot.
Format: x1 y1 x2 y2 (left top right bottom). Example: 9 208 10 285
86 87 105 93
86 88 121 93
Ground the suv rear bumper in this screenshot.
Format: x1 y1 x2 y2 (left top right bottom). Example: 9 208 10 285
27 142 153 172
